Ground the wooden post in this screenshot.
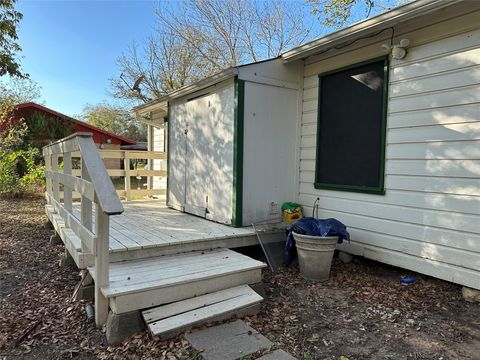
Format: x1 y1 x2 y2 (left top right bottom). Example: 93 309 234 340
81 159 93 255
124 153 131 200
94 203 110 327
52 154 60 202
147 125 153 190
63 152 73 212
45 154 52 204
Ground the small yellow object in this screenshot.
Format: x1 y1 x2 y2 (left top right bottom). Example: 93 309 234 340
339 356 350 360
282 208 302 224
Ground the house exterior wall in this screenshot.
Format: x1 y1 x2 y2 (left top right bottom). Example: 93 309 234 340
298 10 480 289
241 79 300 225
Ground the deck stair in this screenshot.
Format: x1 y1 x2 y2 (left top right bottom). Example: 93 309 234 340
142 285 263 339
88 248 266 330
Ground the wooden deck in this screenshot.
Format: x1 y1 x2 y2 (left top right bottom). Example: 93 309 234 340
68 200 258 262
43 133 265 337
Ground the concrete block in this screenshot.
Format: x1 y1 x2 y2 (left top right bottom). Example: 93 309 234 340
75 284 94 301
43 220 54 230
338 251 354 264
59 250 75 267
258 349 297 360
106 310 145 345
462 287 480 303
50 233 63 245
186 320 272 360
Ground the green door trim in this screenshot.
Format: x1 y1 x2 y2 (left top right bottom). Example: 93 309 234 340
232 77 245 227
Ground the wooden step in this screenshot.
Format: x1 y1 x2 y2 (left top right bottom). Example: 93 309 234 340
88 248 266 314
142 285 263 339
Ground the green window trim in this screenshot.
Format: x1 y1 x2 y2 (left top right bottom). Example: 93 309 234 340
232 77 245 227
314 56 389 195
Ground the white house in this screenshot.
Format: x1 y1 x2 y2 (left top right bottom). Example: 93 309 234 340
134 0 480 291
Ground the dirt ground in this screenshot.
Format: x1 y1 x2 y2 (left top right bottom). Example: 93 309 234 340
1 196 479 359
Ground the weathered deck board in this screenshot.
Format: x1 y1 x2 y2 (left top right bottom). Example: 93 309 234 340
69 201 258 261
143 285 263 337
89 248 265 297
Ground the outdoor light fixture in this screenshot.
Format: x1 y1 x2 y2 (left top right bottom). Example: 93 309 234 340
382 38 410 60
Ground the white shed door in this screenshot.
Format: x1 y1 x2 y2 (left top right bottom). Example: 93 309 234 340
184 95 210 217
168 102 187 211
168 84 234 225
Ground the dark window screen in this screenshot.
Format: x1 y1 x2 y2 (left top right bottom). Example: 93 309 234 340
316 59 387 192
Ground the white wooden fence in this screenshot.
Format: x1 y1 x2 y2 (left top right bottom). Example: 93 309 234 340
43 133 123 327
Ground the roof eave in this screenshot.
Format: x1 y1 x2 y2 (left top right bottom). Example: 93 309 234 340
132 67 238 114
281 0 462 63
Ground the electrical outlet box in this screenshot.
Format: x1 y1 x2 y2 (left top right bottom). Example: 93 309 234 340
269 201 279 215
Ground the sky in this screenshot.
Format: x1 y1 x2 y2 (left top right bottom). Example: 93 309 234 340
11 0 402 118
14 0 157 117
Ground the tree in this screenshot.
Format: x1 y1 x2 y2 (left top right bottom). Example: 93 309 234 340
0 0 26 78
81 103 147 142
110 34 207 103
307 0 407 28
110 0 313 103
0 77 43 104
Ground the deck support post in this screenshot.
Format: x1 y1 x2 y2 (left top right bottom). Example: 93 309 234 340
49 233 63 245
95 206 110 327
59 249 75 267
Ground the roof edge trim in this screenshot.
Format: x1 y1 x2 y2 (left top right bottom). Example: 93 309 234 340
281 0 461 63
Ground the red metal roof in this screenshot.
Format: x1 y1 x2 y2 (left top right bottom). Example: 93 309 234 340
14 102 136 145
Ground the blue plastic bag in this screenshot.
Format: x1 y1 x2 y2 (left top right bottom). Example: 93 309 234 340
284 217 350 265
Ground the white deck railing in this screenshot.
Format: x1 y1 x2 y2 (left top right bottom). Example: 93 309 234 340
43 132 124 327
69 149 167 200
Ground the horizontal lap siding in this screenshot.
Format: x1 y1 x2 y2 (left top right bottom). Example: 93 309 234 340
299 16 480 289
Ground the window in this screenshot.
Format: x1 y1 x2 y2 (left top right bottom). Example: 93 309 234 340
315 57 388 194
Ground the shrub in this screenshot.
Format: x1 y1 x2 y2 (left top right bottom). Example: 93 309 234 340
0 147 45 196
0 98 46 197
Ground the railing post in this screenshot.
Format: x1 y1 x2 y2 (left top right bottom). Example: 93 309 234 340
45 154 52 204
81 159 92 255
147 125 153 190
124 152 131 200
94 203 109 327
63 152 72 212
52 154 60 202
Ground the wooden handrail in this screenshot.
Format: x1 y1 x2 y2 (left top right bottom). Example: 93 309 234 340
43 132 124 327
76 136 124 215
43 133 124 215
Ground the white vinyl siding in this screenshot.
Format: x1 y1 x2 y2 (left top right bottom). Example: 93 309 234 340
298 14 480 289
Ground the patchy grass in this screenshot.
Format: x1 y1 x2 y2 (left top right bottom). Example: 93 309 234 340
1 196 479 359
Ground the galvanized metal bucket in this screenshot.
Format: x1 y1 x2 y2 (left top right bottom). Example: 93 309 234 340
292 232 338 281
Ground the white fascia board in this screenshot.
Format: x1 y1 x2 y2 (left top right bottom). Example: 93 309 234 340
281 0 462 63
132 68 238 116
